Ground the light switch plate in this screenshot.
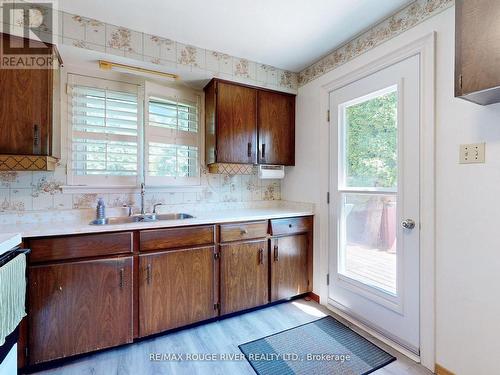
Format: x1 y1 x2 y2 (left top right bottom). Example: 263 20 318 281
459 143 485 164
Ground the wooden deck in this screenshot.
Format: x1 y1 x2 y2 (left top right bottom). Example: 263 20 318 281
344 244 397 294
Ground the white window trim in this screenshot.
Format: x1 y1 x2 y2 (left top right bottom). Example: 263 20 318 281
66 74 144 187
65 74 204 190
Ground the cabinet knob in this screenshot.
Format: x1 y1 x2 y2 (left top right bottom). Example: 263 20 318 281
240 228 248 235
288 224 292 228
58 286 63 292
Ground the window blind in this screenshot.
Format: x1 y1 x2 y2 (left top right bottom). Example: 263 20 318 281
69 84 139 184
145 95 200 184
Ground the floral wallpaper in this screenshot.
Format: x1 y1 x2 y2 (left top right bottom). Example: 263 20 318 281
298 0 455 86
0 166 281 213
0 5 298 93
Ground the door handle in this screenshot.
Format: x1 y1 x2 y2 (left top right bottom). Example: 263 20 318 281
261 143 266 159
146 264 152 284
247 142 252 158
273 244 279 261
401 219 416 230
258 248 264 265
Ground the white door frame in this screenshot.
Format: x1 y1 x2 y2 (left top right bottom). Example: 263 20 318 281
319 32 436 370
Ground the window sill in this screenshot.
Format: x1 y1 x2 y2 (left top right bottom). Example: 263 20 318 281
60 185 204 194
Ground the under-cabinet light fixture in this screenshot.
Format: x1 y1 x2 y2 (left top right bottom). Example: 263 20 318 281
99 60 179 81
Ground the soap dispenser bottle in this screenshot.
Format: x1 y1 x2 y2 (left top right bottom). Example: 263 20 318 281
95 198 106 225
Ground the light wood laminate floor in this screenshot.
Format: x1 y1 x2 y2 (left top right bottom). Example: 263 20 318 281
33 299 432 375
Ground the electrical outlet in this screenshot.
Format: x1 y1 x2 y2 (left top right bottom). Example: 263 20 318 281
459 143 485 164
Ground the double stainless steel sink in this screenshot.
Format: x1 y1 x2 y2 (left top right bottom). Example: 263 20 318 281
90 213 194 226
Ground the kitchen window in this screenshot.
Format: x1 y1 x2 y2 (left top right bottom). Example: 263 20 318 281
67 75 201 187
144 82 201 186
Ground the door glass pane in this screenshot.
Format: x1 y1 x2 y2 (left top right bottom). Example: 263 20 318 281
339 193 397 295
343 86 398 189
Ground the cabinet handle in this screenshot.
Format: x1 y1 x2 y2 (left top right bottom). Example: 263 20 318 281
119 268 124 288
274 244 279 261
258 248 264 265
261 143 266 159
247 142 252 158
146 264 152 285
33 124 40 154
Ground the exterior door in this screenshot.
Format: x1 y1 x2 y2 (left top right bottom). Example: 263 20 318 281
329 55 420 353
28 257 133 364
139 246 216 337
220 240 268 314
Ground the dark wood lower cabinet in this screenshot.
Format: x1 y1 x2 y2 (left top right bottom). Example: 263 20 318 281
220 240 269 315
139 246 217 337
28 257 133 365
271 234 310 302
23 217 313 367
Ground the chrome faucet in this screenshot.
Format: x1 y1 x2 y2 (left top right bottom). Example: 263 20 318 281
140 182 145 215
122 204 134 217
153 203 163 214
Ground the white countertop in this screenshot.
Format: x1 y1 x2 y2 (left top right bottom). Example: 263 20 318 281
0 207 314 238
0 233 22 255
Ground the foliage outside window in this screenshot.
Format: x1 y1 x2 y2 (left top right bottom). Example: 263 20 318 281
344 89 397 189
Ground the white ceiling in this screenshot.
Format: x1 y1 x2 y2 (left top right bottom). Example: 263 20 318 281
60 0 414 72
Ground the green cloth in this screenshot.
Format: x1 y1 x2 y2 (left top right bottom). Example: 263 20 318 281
0 253 26 346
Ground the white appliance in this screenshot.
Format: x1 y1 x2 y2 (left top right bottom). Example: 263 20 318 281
0 233 23 375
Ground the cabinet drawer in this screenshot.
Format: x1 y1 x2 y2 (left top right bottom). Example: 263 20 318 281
140 225 215 252
219 221 268 242
270 216 313 236
29 232 133 263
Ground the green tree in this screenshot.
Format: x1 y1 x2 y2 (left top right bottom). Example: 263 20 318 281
345 91 397 188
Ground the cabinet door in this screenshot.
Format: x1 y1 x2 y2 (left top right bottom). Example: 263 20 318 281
216 81 257 163
139 246 216 337
220 240 268 315
28 257 133 364
271 234 309 302
455 0 500 98
257 90 295 165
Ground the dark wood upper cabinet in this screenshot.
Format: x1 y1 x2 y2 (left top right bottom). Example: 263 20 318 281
206 80 257 164
258 90 295 165
139 246 217 337
270 234 310 302
455 0 500 105
0 33 61 169
204 79 295 166
28 257 133 365
220 240 269 315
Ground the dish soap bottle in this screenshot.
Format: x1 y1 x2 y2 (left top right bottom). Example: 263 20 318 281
96 198 106 225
